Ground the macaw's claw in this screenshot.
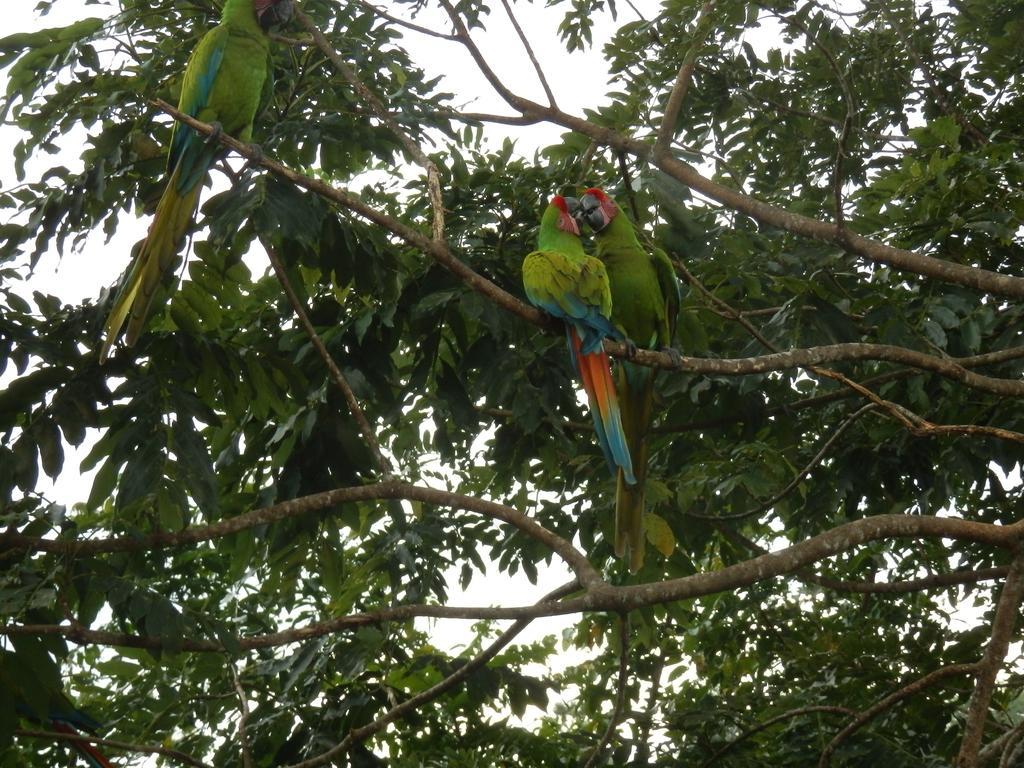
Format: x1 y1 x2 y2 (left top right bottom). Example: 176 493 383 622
622 338 639 360
660 345 684 368
205 121 223 146
245 143 265 169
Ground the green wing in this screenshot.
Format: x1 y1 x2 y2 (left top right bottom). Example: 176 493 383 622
651 245 681 345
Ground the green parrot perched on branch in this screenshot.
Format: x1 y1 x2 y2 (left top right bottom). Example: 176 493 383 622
99 0 293 362
577 187 681 572
522 195 637 486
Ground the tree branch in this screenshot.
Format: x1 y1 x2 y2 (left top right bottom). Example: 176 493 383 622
818 664 980 767
702 705 854 767
498 0 557 107
655 0 716 153
957 552 1024 767
581 614 631 768
230 663 255 768
0 480 600 586
16 728 214 768
283 581 579 768
263 239 395 477
294 6 446 242
354 0 458 41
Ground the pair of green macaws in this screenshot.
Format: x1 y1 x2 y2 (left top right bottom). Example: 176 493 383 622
523 192 680 572
99 0 675 572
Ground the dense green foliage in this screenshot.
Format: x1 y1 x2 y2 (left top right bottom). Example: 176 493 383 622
2 0 1024 765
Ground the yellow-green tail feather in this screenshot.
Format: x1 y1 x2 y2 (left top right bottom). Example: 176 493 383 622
99 169 200 362
614 361 654 572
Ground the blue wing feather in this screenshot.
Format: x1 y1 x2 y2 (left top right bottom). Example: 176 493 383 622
168 31 227 193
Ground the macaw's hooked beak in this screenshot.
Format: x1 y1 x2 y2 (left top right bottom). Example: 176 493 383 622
578 192 610 233
258 0 294 31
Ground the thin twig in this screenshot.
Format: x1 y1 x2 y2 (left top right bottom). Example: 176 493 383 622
283 581 579 768
702 706 854 767
498 0 557 107
581 614 631 768
635 653 665 764
957 552 1024 767
689 403 877 521
16 728 214 768
295 6 446 242
655 0 716 153
262 239 395 477
818 664 981 767
354 0 458 41
231 663 255 768
774 10 857 231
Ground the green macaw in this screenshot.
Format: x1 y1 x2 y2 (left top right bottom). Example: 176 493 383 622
522 195 637 485
577 187 681 572
99 0 293 362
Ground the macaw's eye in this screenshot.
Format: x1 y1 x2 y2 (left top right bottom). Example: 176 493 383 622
258 0 293 30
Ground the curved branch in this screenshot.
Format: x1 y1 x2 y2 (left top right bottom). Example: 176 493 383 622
818 664 980 767
0 480 599 585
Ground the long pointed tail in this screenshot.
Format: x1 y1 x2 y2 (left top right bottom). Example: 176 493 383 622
569 328 635 485
614 360 655 572
99 166 201 362
51 722 115 768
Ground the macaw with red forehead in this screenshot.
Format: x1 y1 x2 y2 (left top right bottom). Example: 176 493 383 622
577 187 681 572
522 195 637 488
100 0 293 361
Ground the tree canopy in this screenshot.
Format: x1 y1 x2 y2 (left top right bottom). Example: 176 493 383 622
2 0 1024 766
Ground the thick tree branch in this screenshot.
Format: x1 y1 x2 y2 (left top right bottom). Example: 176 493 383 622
6 515 1024 652
263 239 394 477
957 552 1024 768
284 581 579 768
979 717 1024 765
818 664 981 767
